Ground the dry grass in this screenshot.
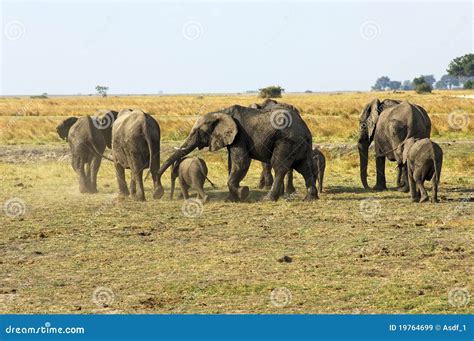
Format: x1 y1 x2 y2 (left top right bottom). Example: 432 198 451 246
0 91 473 144
0 141 472 314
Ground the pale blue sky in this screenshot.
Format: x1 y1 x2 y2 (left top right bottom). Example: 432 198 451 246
1 1 472 95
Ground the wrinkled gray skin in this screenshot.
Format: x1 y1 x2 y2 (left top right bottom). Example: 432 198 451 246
402 138 443 203
312 148 326 193
56 110 117 193
155 104 317 202
251 99 297 194
358 99 431 191
170 157 211 202
112 109 161 201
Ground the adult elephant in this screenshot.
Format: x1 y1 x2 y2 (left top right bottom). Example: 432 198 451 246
358 99 431 191
112 109 161 201
155 104 317 202
56 110 117 193
249 99 297 194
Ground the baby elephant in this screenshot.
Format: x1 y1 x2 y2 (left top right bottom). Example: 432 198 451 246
403 137 443 203
312 147 326 193
170 157 215 202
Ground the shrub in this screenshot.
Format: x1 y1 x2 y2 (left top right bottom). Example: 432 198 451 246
259 86 284 98
463 80 474 89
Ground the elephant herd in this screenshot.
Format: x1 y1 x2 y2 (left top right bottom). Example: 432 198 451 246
56 98 443 204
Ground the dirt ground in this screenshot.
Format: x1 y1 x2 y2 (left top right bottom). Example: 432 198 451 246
1 140 472 314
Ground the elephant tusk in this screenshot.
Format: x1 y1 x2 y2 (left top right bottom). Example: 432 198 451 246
173 147 187 150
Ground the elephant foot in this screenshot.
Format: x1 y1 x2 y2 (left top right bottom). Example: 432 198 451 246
373 183 387 191
225 194 239 202
397 185 409 193
262 193 278 202
411 197 419 203
258 181 265 190
153 187 164 199
89 188 98 194
133 195 146 202
238 186 249 201
286 185 296 195
202 195 210 203
419 196 429 203
303 193 318 201
431 197 439 203
264 184 273 190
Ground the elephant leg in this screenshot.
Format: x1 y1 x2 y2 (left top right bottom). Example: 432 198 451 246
259 162 273 190
397 164 409 192
416 180 429 203
293 158 318 201
263 142 294 201
195 184 209 203
77 161 89 194
130 178 136 196
285 169 296 194
318 167 324 193
84 163 92 192
227 147 250 202
373 156 387 191
115 163 129 196
133 169 145 201
432 178 439 203
407 163 419 202
90 156 101 193
180 178 190 200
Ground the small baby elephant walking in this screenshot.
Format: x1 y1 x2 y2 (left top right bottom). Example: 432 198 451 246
403 137 443 203
312 147 326 193
170 157 215 202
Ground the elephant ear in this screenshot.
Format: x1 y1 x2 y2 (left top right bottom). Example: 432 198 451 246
56 117 78 141
209 113 238 152
402 138 416 164
367 99 381 140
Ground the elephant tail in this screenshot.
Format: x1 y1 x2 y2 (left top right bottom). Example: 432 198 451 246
196 159 216 188
87 144 114 162
143 120 160 182
430 140 440 186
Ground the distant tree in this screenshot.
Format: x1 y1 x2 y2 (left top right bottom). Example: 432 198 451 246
421 75 436 86
95 85 109 97
304 90 313 93
413 76 432 94
259 86 284 98
372 76 391 90
388 81 401 90
435 74 459 89
447 53 474 77
464 80 474 89
401 80 413 90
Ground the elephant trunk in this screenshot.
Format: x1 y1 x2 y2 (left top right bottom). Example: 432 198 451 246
154 137 197 199
358 141 370 190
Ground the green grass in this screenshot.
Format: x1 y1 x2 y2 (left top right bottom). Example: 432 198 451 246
1 142 472 314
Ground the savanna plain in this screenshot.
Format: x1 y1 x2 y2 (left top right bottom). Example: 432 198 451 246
0 91 472 313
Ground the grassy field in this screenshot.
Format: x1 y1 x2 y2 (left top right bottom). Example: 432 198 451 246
0 91 473 314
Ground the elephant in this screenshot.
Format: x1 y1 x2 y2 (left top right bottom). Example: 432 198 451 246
250 99 297 194
56 110 117 193
111 109 161 201
312 147 326 193
358 99 431 191
155 104 318 202
402 138 443 203
170 156 215 202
